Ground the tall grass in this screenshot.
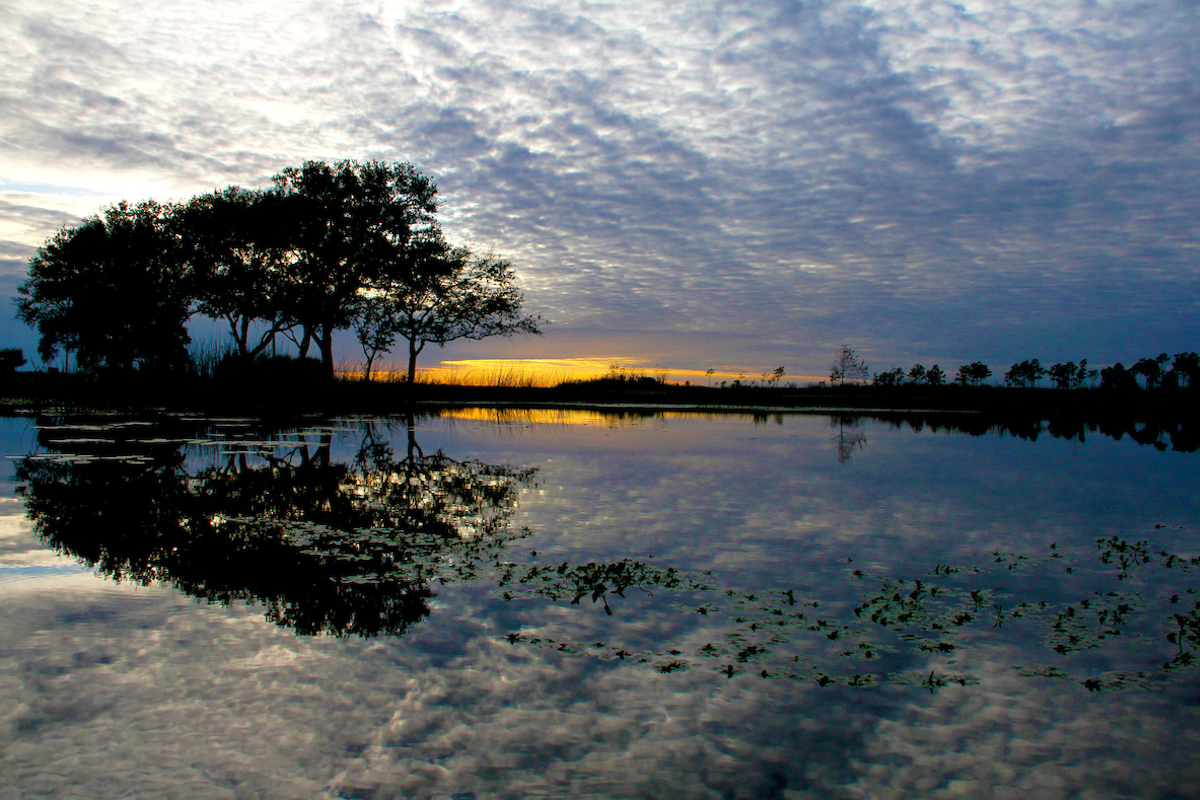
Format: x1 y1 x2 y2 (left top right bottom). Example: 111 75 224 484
187 340 239 380
339 361 571 387
461 364 570 388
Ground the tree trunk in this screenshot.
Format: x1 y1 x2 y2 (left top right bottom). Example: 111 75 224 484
238 317 251 356
406 338 425 383
318 326 334 379
226 315 249 357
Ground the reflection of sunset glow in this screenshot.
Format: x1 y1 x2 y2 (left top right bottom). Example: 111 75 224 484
439 407 627 426
438 408 799 430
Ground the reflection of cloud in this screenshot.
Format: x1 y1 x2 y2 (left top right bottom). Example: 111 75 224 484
6 561 1200 798
850 660 1200 799
0 509 85 574
5 413 1200 796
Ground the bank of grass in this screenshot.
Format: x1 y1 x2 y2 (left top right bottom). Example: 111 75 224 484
341 363 568 389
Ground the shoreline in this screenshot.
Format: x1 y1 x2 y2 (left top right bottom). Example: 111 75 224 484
1 370 1196 416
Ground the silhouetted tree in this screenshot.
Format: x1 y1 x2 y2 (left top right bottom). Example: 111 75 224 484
354 293 397 382
1131 353 1171 389
1048 360 1097 390
830 346 869 386
954 361 992 386
15 161 538 383
927 365 946 386
15 201 193 373
1004 359 1046 388
352 247 543 383
1100 362 1139 391
1170 352 1199 388
1076 360 1098 388
1048 362 1073 390
178 187 298 358
873 367 905 387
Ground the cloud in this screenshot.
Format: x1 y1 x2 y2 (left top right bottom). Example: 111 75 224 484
1 0 1198 372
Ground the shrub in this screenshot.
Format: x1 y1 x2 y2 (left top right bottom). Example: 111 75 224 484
0 349 26 375
213 353 328 388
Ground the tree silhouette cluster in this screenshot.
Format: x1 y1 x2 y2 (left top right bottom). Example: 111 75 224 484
15 160 541 381
1100 352 1200 391
865 352 1198 393
873 363 949 387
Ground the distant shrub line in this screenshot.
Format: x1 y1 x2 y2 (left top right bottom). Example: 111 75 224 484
854 349 1198 393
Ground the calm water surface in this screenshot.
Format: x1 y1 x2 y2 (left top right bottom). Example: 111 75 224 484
1 409 1198 799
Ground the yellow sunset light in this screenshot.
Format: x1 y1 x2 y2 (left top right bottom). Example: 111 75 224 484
340 359 826 386
418 359 825 386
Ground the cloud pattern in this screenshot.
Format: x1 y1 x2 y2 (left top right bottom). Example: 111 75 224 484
1 0 1198 372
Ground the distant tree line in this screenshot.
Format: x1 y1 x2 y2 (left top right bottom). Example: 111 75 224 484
865 352 1198 392
14 160 542 381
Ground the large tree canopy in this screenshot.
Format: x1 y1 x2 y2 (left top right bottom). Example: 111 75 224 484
272 160 447 375
179 187 298 358
16 200 193 373
15 160 540 381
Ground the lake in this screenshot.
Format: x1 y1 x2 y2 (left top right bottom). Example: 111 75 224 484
1 409 1198 799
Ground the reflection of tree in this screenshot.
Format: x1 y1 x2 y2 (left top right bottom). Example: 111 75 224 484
16 416 535 637
831 414 867 463
862 410 1199 453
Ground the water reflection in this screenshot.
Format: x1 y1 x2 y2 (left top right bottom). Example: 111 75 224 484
15 415 536 637
831 414 868 463
837 410 1200 452
11 411 1200 691
450 405 1198 452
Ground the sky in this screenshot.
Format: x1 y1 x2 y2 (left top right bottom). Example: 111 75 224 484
1 0 1198 381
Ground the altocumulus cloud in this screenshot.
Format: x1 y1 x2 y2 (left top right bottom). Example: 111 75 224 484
1 0 1198 374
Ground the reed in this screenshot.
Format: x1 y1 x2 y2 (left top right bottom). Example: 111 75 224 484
187 340 239 380
462 364 560 388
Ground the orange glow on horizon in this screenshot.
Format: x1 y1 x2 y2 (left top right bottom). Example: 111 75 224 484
344 358 826 386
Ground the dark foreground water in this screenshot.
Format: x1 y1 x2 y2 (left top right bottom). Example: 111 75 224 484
1 409 1198 799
